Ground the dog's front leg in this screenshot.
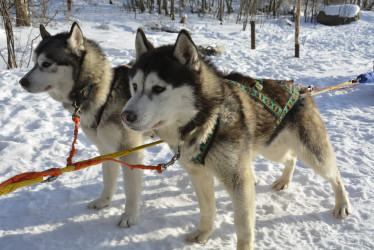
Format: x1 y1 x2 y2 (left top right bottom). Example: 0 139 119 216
88 161 120 209
118 151 143 228
219 167 256 250
185 167 216 244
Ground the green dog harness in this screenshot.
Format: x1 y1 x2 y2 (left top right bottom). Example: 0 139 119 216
222 79 300 131
192 116 220 165
192 78 299 165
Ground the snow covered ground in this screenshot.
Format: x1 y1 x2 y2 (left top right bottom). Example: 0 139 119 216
1 1 374 249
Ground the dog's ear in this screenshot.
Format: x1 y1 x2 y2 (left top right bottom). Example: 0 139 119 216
39 24 51 39
135 28 154 60
173 30 200 71
67 22 85 55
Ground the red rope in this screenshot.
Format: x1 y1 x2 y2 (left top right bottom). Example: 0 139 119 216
1 68 167 191
64 115 163 173
72 158 163 174
66 116 80 166
0 168 62 188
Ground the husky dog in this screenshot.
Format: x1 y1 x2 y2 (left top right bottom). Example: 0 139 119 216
19 23 145 228
121 29 351 249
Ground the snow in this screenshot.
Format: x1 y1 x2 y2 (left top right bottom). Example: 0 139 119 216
319 4 360 18
1 1 374 250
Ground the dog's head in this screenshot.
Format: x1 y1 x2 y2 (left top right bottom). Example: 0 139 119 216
19 22 84 99
121 29 203 133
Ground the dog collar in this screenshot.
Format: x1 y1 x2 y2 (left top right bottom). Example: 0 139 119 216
72 84 93 118
192 116 220 165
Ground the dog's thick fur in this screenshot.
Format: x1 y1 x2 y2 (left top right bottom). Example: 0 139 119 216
19 23 144 228
121 29 351 249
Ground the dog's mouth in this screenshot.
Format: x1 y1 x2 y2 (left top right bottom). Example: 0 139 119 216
44 85 52 91
151 120 166 129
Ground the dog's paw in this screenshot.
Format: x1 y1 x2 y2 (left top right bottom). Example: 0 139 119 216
272 178 291 191
118 212 138 228
334 202 351 218
185 229 212 244
87 198 111 210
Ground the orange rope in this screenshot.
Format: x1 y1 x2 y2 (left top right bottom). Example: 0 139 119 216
64 115 163 173
0 114 166 195
66 116 80 166
73 158 163 174
0 168 62 188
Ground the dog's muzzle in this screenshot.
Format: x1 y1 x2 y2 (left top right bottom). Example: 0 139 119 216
121 111 137 125
19 78 30 89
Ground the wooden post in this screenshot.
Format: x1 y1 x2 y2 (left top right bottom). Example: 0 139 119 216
251 21 255 49
295 0 302 58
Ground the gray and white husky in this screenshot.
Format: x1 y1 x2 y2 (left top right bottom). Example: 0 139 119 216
19 22 145 228
121 29 351 249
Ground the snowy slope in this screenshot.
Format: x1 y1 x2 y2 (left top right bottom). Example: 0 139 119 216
1 2 374 250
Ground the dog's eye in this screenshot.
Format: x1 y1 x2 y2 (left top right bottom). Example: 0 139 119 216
42 62 51 68
152 85 166 94
132 83 137 92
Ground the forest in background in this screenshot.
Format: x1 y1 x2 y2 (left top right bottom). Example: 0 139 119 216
1 0 373 69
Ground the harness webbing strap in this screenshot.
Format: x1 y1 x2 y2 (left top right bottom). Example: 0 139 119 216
192 116 220 165
222 78 300 131
274 85 299 130
222 79 283 119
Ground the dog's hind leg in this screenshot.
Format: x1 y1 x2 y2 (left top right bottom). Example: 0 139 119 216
184 167 216 244
271 151 297 191
261 141 297 190
290 106 351 218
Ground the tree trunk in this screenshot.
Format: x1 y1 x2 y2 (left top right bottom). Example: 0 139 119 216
171 0 175 20
202 0 207 14
15 0 30 26
218 0 224 21
139 0 146 12
67 0 72 11
304 0 309 22
0 0 18 68
163 0 169 15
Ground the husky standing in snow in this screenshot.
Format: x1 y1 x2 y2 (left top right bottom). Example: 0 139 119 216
19 23 145 228
121 28 351 249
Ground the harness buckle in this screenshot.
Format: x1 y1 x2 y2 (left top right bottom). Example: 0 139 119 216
41 168 60 183
161 146 180 171
73 104 82 118
42 176 59 183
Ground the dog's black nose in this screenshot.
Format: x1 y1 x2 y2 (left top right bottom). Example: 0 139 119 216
121 111 137 124
19 78 30 89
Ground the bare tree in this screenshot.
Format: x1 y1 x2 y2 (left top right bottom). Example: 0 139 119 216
218 0 224 21
171 0 175 19
67 0 72 11
15 0 30 26
163 0 169 15
158 0 162 14
0 0 17 68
